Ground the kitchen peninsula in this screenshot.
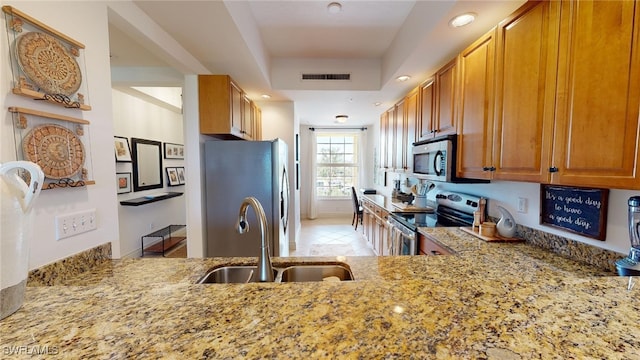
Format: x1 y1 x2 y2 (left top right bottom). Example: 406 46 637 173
1 229 638 359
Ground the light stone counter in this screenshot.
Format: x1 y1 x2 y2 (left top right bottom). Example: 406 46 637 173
1 228 639 359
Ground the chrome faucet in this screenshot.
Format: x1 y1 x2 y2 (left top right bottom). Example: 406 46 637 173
236 197 274 282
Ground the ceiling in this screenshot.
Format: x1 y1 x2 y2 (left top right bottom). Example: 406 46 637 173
108 0 526 127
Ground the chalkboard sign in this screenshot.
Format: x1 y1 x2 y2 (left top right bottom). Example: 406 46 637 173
540 185 609 240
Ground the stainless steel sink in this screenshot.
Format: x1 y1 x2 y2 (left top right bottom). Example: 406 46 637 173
280 265 353 282
197 264 354 284
197 266 278 284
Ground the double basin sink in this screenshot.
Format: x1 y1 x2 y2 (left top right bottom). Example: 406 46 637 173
197 263 354 284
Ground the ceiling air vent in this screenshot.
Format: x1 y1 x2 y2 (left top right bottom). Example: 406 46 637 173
301 73 351 81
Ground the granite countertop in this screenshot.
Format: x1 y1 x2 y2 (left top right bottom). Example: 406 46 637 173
1 228 639 359
361 193 434 213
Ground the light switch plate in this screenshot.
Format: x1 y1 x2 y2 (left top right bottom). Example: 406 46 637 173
517 197 527 213
55 209 97 240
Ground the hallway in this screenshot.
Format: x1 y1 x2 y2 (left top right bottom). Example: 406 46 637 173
290 217 375 257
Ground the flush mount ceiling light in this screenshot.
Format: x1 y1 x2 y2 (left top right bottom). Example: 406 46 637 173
327 2 342 14
335 114 348 123
449 12 477 28
396 75 411 82
374 102 382 107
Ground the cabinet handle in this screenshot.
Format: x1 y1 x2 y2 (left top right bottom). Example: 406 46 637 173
549 167 559 173
431 130 438 134
482 166 496 171
430 250 442 255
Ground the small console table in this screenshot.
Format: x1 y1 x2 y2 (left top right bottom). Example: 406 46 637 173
141 224 186 257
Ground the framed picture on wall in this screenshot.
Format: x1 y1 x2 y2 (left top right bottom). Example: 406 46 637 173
114 136 132 162
116 172 132 194
166 167 180 186
164 142 184 159
176 167 185 185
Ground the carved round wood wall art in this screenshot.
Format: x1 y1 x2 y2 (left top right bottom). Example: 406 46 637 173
16 32 82 96
22 124 85 179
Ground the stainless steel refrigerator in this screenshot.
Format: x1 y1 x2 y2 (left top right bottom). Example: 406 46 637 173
204 139 289 257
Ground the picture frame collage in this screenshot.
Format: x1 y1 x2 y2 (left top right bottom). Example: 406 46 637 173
115 136 184 193
166 167 185 186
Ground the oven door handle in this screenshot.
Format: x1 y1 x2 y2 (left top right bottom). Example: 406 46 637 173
387 221 398 255
387 221 415 255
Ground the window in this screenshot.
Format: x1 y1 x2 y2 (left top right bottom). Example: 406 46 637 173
316 134 358 198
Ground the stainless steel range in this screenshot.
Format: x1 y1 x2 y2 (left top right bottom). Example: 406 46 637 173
387 191 485 255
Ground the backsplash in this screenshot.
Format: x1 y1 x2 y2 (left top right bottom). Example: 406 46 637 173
25 224 625 284
28 243 112 286
511 222 624 273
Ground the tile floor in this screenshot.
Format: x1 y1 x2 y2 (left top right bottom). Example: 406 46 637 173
145 216 375 258
290 216 375 257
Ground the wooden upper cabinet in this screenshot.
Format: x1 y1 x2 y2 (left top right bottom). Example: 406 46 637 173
253 104 262 141
403 88 418 172
552 0 640 188
492 0 560 183
198 75 258 140
456 27 497 180
434 57 458 137
379 111 390 169
417 78 435 142
230 80 244 136
416 58 457 142
394 99 405 171
386 106 397 169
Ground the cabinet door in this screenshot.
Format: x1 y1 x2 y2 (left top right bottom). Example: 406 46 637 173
394 99 405 171
418 233 452 256
379 112 390 169
242 95 253 140
230 80 243 137
418 78 435 141
553 0 640 189
457 28 496 180
493 0 560 183
199 75 232 135
386 107 397 170
434 58 458 136
404 89 418 172
254 105 262 141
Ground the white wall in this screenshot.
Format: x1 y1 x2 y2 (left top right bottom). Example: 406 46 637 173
1 1 120 268
439 181 632 255
112 89 186 257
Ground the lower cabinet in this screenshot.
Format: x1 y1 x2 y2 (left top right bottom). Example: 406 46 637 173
418 233 453 256
361 199 389 256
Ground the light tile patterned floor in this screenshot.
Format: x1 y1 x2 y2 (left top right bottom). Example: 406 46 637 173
146 217 375 258
290 217 375 257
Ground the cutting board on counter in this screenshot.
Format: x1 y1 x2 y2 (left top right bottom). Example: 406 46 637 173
392 202 435 213
459 227 524 242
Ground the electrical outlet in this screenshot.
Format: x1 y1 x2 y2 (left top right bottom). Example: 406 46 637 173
55 209 97 240
517 197 527 213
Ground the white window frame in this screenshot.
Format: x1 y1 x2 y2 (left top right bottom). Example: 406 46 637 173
315 133 359 200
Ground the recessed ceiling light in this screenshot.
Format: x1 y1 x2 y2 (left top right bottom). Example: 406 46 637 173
449 12 476 28
396 75 411 82
327 2 342 14
261 94 271 99
335 114 348 123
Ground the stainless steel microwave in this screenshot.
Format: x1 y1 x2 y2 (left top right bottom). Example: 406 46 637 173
412 135 488 183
